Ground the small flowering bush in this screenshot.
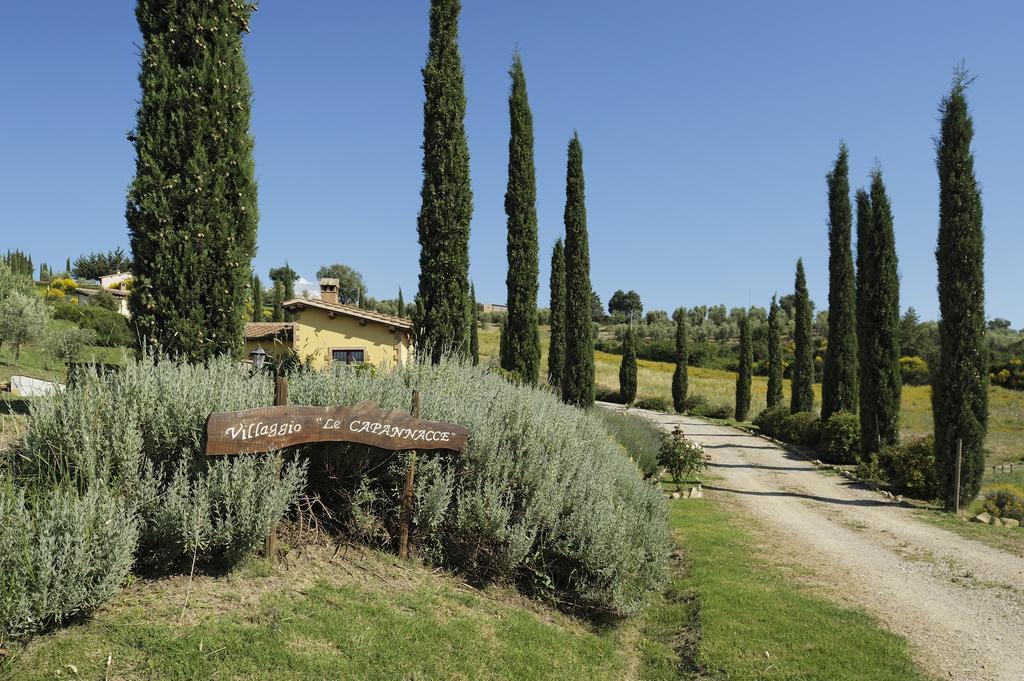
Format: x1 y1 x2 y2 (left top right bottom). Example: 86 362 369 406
658 429 709 490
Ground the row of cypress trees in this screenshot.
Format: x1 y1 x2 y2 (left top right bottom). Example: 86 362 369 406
761 70 986 509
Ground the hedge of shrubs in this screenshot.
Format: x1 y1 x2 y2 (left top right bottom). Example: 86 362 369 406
979 484 1024 521
753 405 822 447
2 355 667 641
819 412 860 464
597 409 662 477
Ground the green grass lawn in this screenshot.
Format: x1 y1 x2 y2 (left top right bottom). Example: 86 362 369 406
640 486 929 681
478 325 1023 466
1 546 633 681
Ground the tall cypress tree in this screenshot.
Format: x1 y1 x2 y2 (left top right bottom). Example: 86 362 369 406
469 282 480 366
671 308 689 413
856 171 901 453
561 133 595 408
822 143 859 420
619 324 637 404
251 274 263 322
127 0 259 361
791 259 815 413
270 281 284 322
547 239 567 391
766 295 784 408
736 316 753 421
397 288 405 316
933 70 987 509
415 0 473 363
499 53 541 384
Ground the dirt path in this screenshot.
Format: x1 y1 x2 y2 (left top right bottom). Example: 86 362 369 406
604 404 1024 681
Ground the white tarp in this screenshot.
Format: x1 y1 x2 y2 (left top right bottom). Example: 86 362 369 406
10 375 64 397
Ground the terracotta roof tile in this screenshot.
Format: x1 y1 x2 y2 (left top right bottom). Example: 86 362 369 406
282 298 413 330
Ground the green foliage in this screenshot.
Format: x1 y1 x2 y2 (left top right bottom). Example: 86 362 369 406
608 290 643 318
0 289 49 361
3 250 34 279
71 248 132 281
790 259 815 413
415 0 473 363
316 264 367 305
562 134 595 408
499 53 541 385
634 396 672 412
766 296 784 408
619 326 638 404
469 283 480 365
268 264 298 300
271 281 285 322
597 409 662 477
933 68 988 510
820 412 861 464
879 437 937 497
49 326 98 363
51 302 135 347
856 171 901 454
92 288 120 312
251 274 263 322
980 484 1024 521
658 430 708 490
899 356 930 386
0 481 138 641
139 455 307 567
753 405 790 439
822 143 859 419
127 0 259 361
671 309 688 413
735 317 752 421
780 412 822 447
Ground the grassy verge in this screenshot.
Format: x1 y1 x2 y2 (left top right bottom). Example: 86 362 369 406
639 488 929 681
1 546 632 681
912 508 1024 558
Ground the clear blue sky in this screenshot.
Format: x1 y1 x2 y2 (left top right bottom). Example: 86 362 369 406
2 2 1022 324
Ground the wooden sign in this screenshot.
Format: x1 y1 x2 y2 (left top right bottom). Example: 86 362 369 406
205 400 469 456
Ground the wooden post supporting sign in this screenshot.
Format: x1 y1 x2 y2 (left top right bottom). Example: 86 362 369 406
266 376 289 561
398 390 420 560
954 438 963 517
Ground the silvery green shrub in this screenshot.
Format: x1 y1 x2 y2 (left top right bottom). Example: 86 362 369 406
139 454 308 567
18 359 304 567
0 481 137 641
290 358 668 616
20 356 667 615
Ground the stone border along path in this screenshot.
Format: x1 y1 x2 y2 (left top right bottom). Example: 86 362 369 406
600 403 1024 681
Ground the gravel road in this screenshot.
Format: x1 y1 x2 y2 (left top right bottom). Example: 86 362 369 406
603 404 1024 681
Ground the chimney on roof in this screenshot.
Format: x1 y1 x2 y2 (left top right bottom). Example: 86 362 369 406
319 278 340 305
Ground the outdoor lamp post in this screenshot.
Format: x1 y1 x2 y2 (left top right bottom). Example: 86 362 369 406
250 347 267 372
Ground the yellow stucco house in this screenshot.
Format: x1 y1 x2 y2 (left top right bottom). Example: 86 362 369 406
244 278 413 370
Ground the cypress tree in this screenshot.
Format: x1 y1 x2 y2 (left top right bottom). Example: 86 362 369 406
547 239 567 391
251 274 263 322
397 288 405 316
499 53 540 384
561 133 595 408
933 70 987 509
822 143 859 420
127 0 258 361
619 324 637 404
671 308 689 413
414 0 473 363
736 316 752 421
271 281 284 322
766 295 784 408
856 171 901 453
791 259 815 413
469 282 480 365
